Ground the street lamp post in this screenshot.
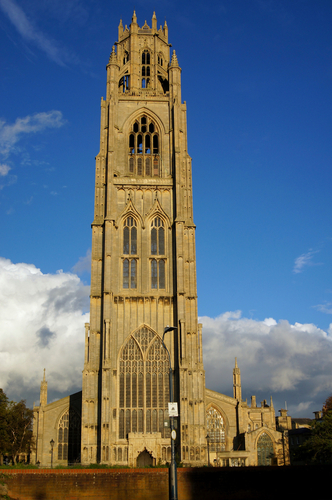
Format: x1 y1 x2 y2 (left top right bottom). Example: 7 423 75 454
206 434 211 467
50 439 55 469
162 326 178 500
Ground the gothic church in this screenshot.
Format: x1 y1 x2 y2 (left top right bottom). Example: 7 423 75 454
32 12 288 468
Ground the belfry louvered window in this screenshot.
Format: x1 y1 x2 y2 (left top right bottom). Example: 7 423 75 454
119 326 170 439
123 216 137 289
150 217 165 289
128 116 160 177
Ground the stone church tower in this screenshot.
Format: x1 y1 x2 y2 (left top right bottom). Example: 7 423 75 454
81 11 206 466
32 12 289 469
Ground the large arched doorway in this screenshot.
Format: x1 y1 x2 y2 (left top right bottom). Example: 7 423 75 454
137 449 154 467
257 432 274 466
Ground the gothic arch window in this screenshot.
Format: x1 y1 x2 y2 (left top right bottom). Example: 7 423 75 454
123 216 138 289
150 217 165 289
141 50 151 88
206 407 226 452
128 116 160 177
257 432 274 466
118 326 170 440
57 409 81 462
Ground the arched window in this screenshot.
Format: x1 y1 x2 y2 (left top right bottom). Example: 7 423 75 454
142 50 151 88
206 407 226 452
118 326 170 440
128 116 160 177
57 409 81 462
257 433 274 466
123 217 137 289
150 217 165 289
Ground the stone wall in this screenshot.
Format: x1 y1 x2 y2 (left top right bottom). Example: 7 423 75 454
2 466 329 500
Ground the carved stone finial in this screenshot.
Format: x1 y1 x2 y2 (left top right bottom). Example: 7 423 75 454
109 46 117 63
170 50 179 67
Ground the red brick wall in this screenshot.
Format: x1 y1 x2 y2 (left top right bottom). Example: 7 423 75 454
2 466 330 500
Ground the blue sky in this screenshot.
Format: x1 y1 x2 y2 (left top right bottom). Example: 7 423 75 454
1 0 332 417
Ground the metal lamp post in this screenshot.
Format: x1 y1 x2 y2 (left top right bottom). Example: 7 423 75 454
50 439 55 469
206 434 211 467
162 325 178 500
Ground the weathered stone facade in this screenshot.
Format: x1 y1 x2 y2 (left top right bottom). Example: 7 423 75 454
32 11 289 468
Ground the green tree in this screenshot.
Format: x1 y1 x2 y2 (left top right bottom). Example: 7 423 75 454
0 389 9 456
6 400 34 464
0 390 34 464
297 396 332 464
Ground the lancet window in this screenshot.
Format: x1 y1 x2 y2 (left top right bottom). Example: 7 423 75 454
206 407 226 452
57 409 81 461
141 50 151 88
123 216 138 289
150 217 165 289
128 116 160 177
118 326 170 440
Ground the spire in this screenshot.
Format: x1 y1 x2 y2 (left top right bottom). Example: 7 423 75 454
40 368 47 406
233 357 242 401
109 46 117 64
118 19 123 39
130 10 138 34
170 50 179 68
163 18 168 40
152 11 157 31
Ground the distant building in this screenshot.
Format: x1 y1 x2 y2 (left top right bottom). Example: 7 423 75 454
32 11 289 468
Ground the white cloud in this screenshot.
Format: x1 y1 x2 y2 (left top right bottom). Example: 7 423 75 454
293 249 320 274
201 311 332 416
0 164 11 176
0 257 89 405
1 257 331 418
314 301 332 315
0 111 65 157
0 0 72 66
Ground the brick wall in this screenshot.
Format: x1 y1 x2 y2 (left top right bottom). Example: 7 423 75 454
1 466 330 500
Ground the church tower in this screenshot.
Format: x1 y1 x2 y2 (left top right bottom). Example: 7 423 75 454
82 12 206 466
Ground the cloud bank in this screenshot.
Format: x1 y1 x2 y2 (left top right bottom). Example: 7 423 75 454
1 257 332 417
0 257 89 406
201 311 332 416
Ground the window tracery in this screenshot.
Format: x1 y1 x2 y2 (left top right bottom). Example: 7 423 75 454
257 432 274 466
57 409 81 461
141 50 150 88
128 116 160 177
206 407 226 452
123 216 138 289
118 326 170 440
150 217 165 289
